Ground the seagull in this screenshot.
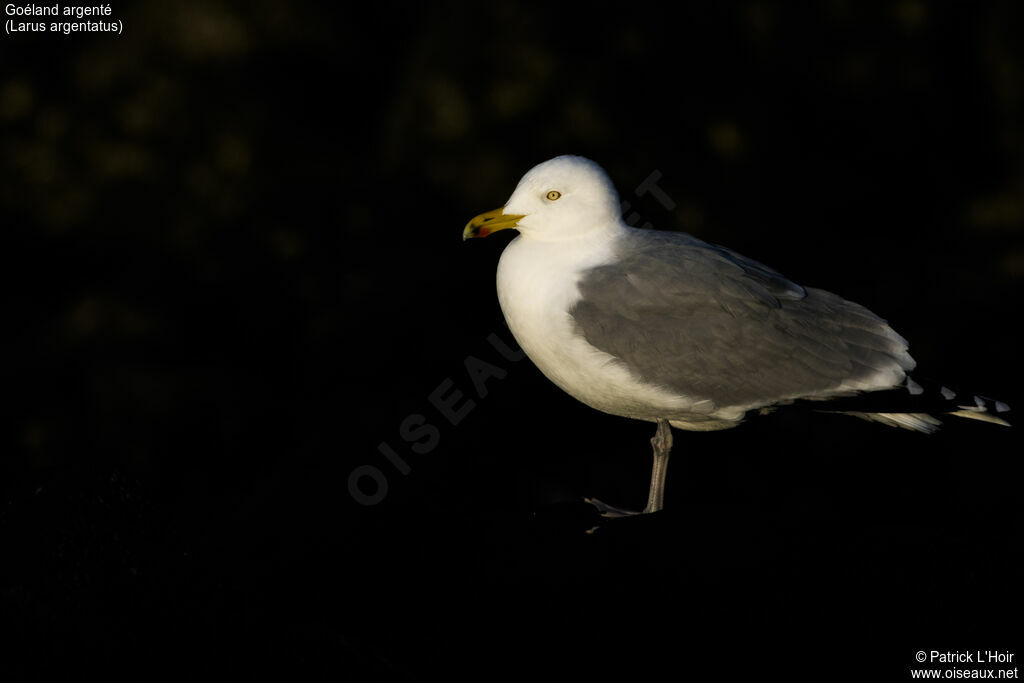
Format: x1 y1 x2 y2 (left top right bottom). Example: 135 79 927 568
463 155 1010 517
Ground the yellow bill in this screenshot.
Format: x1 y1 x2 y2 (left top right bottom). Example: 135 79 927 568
462 207 526 240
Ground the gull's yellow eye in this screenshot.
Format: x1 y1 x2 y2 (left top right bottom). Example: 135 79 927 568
546 190 561 201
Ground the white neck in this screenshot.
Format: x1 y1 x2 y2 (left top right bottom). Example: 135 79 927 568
515 217 628 244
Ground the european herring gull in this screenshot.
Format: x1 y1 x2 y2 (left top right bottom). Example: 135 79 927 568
463 155 1009 516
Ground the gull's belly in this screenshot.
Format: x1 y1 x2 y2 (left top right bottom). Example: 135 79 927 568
495 237 708 424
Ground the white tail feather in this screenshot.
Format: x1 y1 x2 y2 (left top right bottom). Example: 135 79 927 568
842 411 943 433
948 409 1012 427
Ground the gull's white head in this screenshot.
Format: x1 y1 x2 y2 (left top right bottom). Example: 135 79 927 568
463 155 623 242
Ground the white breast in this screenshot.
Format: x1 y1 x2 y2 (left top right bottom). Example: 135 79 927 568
496 233 705 424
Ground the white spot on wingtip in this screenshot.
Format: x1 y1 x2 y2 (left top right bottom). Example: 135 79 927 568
995 401 1010 413
906 377 923 395
940 386 956 400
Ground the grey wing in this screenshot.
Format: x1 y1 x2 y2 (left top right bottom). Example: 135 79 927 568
569 230 915 410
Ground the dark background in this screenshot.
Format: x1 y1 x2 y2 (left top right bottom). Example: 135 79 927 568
2 1 1022 680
